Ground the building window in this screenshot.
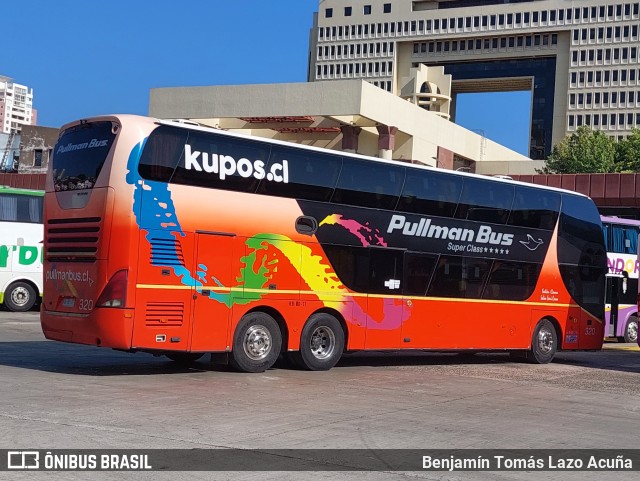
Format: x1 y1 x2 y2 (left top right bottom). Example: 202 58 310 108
383 3 391 14
34 150 43 167
344 6 352 16
325 8 333 18
364 5 372 15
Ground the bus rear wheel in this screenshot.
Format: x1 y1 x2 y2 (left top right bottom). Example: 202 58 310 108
291 313 344 371
527 319 557 364
617 316 638 343
4 282 37 312
230 312 281 373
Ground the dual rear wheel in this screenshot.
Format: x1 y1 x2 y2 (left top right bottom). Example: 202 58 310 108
229 311 345 373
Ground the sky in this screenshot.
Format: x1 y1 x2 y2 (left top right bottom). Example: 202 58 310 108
5 0 529 156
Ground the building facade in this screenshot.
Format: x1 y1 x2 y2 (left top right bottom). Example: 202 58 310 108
309 0 640 159
0 75 35 134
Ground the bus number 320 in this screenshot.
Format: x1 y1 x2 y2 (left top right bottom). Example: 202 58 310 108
585 327 597 336
79 299 94 311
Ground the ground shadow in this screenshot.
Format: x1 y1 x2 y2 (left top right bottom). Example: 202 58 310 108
0 339 637 376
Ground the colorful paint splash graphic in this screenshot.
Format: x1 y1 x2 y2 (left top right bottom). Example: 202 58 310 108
125 143 406 330
319 214 388 247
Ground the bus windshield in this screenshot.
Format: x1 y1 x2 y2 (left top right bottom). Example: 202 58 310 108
52 121 116 191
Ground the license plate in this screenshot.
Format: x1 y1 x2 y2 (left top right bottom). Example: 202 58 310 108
62 298 75 307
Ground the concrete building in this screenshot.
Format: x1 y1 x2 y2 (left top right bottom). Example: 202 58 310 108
16 125 57 173
0 75 35 134
0 126 57 173
149 77 534 173
155 1 640 173
310 0 640 160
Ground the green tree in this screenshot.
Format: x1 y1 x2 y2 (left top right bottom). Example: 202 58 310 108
539 126 616 174
615 128 640 172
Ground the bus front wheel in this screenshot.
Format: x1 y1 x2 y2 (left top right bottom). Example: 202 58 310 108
230 312 282 373
527 319 557 364
291 313 345 371
617 316 638 344
4 282 37 312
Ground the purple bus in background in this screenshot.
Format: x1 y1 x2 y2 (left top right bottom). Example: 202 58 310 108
601 216 639 343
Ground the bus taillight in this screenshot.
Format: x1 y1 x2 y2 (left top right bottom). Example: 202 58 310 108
96 270 128 308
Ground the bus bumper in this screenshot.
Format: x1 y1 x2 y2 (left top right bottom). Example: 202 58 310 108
41 307 134 349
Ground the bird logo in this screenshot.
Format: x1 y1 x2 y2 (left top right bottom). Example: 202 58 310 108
520 234 544 251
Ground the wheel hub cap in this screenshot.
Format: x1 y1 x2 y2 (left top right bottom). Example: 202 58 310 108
537 327 554 354
243 325 272 361
11 287 29 307
310 327 335 360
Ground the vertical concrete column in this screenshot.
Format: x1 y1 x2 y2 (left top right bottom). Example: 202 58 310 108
376 125 398 160
340 125 362 153
436 146 454 170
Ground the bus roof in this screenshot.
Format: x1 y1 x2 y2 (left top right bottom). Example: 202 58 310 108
60 113 589 200
153 117 588 199
0 185 44 196
600 215 640 226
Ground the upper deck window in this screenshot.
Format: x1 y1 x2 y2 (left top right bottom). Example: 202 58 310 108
53 121 116 191
332 158 404 209
455 178 514 224
397 169 462 218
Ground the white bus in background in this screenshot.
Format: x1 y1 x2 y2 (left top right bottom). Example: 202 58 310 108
0 185 44 311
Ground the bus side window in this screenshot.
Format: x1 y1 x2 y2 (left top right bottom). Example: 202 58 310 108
508 187 560 230
332 158 404 209
321 244 369 292
258 146 341 202
397 170 462 217
404 252 438 296
427 256 491 299
483 261 542 301
455 178 514 225
0 194 18 221
138 126 189 182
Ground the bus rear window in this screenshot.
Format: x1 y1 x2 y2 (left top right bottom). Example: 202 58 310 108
52 121 116 191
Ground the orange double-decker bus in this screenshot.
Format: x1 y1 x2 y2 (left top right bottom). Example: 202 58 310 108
41 115 607 372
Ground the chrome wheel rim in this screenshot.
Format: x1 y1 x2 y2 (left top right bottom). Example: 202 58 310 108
11 287 30 307
537 326 554 354
628 321 638 343
243 325 272 361
309 326 336 360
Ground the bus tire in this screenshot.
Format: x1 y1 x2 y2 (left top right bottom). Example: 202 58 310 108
527 319 557 364
165 352 205 364
619 316 638 343
292 313 344 371
4 281 37 312
230 312 281 373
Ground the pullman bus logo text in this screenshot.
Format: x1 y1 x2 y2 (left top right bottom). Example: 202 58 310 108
183 144 289 183
56 139 109 154
387 214 514 246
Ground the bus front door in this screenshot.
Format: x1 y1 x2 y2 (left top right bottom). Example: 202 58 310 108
190 232 234 352
605 273 624 338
